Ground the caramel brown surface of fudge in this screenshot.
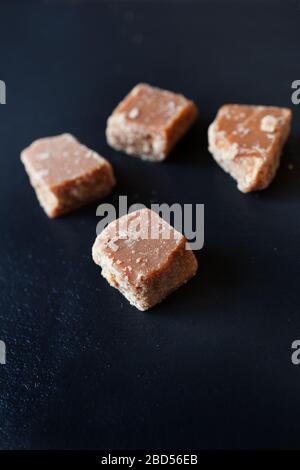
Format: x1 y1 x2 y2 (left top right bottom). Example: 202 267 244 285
21 133 116 217
208 104 292 192
106 83 198 161
92 208 198 311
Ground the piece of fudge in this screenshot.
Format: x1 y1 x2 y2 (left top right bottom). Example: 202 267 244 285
208 104 292 192
106 83 198 161
21 133 116 217
92 208 198 311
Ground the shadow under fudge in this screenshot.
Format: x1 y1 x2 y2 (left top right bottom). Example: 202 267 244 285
257 135 300 202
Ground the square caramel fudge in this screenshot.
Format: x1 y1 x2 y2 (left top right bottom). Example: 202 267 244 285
106 83 198 161
208 104 292 192
21 133 116 217
92 208 198 311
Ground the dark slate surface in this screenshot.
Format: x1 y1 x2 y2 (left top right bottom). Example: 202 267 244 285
0 0 299 450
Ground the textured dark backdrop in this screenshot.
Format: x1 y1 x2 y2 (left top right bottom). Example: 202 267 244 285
0 0 300 450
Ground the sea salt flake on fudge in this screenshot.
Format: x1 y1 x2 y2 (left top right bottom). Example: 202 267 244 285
106 83 198 161
92 208 198 311
208 104 292 192
21 133 116 217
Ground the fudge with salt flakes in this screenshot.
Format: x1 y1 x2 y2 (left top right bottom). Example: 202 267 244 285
92 208 198 311
106 83 198 161
21 133 115 217
208 104 292 192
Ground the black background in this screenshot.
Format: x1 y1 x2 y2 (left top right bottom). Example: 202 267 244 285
0 0 300 450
